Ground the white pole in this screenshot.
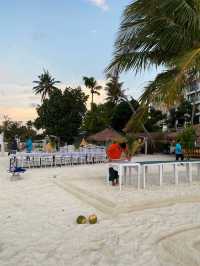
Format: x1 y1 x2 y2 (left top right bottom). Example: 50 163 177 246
0 133 5 156
144 137 148 155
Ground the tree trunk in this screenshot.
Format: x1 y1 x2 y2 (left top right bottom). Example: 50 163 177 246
91 93 94 111
191 95 197 125
191 87 198 125
188 76 199 125
191 104 196 125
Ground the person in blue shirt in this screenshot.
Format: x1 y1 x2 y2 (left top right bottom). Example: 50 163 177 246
175 140 184 161
26 138 33 153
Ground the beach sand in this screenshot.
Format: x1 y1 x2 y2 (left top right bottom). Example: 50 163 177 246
1 154 200 265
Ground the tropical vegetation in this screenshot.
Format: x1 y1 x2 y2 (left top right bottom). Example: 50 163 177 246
33 69 60 101
106 0 200 127
34 87 88 143
105 74 124 104
167 100 193 129
0 116 37 144
177 126 196 152
83 76 102 110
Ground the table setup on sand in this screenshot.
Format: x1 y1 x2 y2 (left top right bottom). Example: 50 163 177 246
107 160 200 191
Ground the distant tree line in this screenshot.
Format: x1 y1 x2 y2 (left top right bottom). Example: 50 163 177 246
0 68 196 145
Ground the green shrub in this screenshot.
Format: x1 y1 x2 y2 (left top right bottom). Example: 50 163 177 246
177 126 196 150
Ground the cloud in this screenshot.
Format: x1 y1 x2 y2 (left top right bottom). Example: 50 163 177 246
32 32 48 41
0 90 5 96
88 0 109 11
0 83 40 122
0 107 37 122
29 103 39 108
0 78 107 122
91 29 97 34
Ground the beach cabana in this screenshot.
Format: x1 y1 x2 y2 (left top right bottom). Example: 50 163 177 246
87 128 126 144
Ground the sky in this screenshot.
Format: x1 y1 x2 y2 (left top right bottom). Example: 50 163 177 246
0 0 159 122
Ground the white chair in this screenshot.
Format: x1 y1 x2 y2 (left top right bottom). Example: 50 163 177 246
55 155 62 167
32 156 41 167
63 156 72 166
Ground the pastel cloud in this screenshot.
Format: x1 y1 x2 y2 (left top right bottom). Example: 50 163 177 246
0 107 37 122
0 79 107 122
88 0 109 11
0 83 40 122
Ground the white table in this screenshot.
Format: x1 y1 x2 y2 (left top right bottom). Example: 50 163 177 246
107 160 200 190
107 161 141 191
141 160 200 188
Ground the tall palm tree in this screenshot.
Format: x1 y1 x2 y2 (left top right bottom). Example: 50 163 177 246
33 70 60 101
105 73 152 139
105 74 125 104
106 0 200 128
83 76 102 110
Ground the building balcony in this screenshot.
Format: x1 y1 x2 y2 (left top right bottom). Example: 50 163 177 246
186 87 200 95
189 96 200 104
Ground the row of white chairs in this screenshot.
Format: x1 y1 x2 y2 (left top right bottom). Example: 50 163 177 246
60 146 103 152
11 153 107 168
17 151 106 157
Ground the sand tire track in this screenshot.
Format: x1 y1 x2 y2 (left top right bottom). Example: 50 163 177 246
54 180 200 217
157 226 200 266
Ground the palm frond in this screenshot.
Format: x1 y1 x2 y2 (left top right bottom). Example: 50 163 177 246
94 85 102 91
139 47 200 107
106 0 200 75
94 91 101 96
83 76 102 107
124 105 148 133
105 74 125 104
32 69 60 101
83 76 97 88
140 69 186 107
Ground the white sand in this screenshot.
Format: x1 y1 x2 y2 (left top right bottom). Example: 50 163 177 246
1 155 200 265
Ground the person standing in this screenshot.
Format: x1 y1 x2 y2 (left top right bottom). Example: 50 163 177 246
26 137 33 153
107 142 129 186
175 140 184 161
10 137 18 155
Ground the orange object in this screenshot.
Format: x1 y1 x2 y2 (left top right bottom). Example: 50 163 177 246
107 143 124 160
45 143 53 153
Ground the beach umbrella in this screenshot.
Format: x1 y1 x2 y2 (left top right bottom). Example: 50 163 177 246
80 138 87 147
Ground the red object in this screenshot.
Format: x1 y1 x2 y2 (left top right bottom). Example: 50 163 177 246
107 143 124 160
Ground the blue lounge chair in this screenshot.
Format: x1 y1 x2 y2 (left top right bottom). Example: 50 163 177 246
9 156 26 176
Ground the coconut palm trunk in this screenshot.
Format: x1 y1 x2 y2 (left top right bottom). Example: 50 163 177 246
91 92 94 110
105 73 153 147
122 95 154 147
191 88 198 125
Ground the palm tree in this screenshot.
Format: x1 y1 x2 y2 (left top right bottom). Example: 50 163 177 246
106 0 200 128
26 120 33 129
105 73 152 139
105 74 125 104
33 70 60 101
83 76 102 110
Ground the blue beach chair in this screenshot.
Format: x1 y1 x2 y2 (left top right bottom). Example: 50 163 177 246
8 157 26 176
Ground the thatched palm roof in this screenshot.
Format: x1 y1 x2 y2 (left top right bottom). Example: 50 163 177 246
87 128 125 142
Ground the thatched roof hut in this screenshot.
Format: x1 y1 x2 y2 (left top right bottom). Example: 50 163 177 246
87 128 126 143
134 125 200 144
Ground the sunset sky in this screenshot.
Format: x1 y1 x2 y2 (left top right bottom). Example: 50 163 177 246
0 0 158 122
